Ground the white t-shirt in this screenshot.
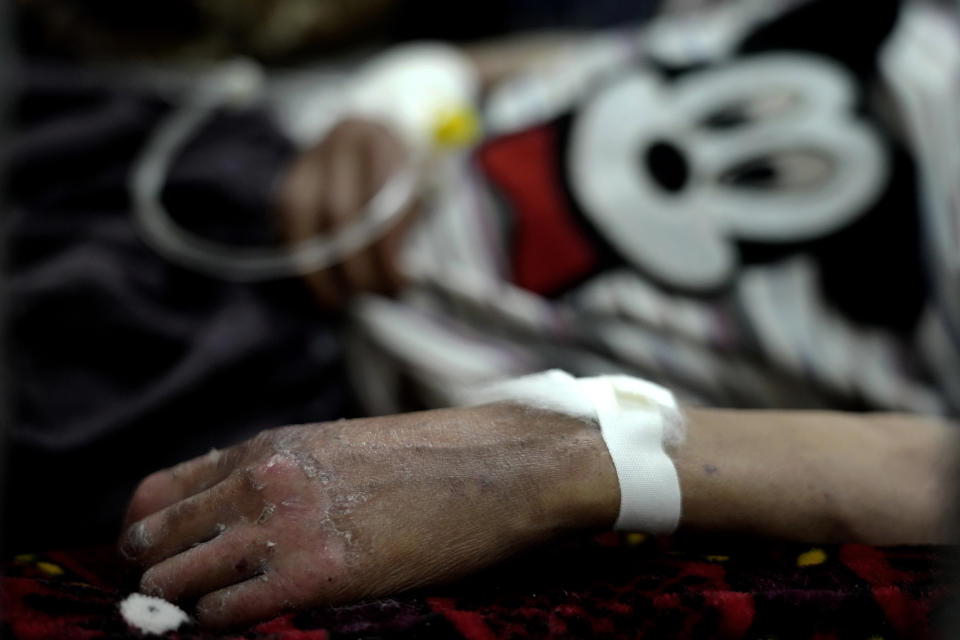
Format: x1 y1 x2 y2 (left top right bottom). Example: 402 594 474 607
347 1 960 418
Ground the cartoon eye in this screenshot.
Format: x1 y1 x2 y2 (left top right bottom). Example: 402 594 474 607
718 149 834 190
700 89 800 129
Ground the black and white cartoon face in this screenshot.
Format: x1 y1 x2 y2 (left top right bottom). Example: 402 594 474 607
565 53 889 292
478 0 927 333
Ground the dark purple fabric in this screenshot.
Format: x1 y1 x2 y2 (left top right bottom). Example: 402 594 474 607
3 71 350 549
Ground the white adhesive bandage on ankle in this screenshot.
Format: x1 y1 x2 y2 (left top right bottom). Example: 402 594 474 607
462 369 683 534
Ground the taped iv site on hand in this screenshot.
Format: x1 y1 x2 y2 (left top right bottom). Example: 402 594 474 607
462 370 684 534
130 44 479 281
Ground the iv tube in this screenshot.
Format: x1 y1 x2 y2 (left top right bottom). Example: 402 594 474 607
130 60 419 281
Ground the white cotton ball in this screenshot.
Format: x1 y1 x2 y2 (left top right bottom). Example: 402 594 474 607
118 593 190 635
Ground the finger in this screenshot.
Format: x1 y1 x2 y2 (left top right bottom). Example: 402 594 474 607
196 548 350 629
322 129 364 232
123 448 235 528
277 154 326 246
358 130 413 295
274 151 346 309
279 151 344 307
363 122 408 192
140 526 276 603
322 139 383 297
195 574 288 630
120 469 260 565
194 560 340 631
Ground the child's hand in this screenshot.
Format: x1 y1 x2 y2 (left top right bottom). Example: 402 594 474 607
119 404 617 629
275 119 419 309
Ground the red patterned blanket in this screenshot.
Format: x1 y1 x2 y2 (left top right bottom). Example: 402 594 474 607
2 534 951 639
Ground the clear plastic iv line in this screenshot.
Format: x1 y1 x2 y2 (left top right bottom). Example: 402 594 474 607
130 59 419 281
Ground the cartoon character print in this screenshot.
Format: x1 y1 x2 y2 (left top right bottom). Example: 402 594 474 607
564 53 887 292
475 1 928 334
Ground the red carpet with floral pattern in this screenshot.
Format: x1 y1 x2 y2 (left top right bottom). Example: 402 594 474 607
2 533 953 639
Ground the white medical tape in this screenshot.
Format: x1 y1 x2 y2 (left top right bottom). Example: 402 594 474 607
459 369 683 534
577 375 682 534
